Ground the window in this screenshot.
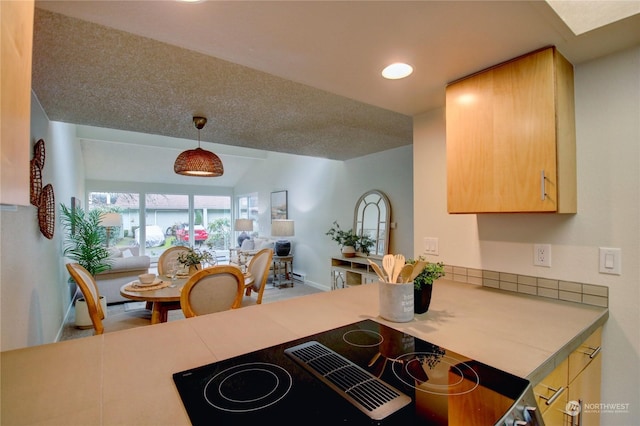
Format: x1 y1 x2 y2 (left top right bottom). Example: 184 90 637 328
195 195 231 251
88 192 139 247
237 193 259 229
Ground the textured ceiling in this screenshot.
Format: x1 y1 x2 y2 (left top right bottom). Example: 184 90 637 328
32 8 412 161
32 1 640 167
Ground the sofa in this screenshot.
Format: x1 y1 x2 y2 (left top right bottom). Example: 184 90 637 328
95 246 151 304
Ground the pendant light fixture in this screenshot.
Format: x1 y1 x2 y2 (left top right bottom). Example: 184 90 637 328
174 116 224 177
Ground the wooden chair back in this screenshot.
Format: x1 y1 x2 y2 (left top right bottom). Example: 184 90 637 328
66 263 105 335
158 246 190 275
180 265 245 318
246 248 274 304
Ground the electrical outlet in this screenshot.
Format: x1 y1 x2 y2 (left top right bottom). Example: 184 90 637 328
534 244 551 267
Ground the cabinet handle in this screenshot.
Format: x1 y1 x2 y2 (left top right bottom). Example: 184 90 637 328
540 170 547 200
539 386 565 405
588 346 602 359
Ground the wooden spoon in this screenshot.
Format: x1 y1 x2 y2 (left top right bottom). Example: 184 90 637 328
399 264 414 283
391 254 405 283
409 260 427 282
382 255 395 283
367 259 386 282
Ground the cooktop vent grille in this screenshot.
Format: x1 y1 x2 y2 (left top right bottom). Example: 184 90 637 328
285 341 411 420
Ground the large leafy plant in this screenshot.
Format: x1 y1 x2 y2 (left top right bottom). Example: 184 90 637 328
60 204 112 276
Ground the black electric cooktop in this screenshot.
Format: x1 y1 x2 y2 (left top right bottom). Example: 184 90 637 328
173 319 537 425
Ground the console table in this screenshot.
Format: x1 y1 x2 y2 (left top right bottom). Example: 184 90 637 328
330 256 381 289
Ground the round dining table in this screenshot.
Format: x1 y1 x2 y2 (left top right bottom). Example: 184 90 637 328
120 271 254 324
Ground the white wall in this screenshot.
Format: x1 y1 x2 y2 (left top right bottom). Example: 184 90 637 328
413 46 640 422
0 93 85 351
233 145 413 289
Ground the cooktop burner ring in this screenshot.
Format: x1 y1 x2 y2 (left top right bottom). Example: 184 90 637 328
391 352 480 396
203 362 292 413
342 329 384 347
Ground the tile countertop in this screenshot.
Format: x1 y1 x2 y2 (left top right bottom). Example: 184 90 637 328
1 280 608 426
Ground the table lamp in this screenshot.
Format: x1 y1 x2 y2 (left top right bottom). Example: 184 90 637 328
234 218 253 247
101 212 122 248
271 219 294 256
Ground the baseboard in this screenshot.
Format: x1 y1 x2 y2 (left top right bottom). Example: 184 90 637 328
304 280 330 292
55 289 78 343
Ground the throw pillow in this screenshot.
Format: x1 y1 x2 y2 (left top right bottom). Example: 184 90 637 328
122 249 134 258
107 247 122 259
261 241 275 251
240 239 254 251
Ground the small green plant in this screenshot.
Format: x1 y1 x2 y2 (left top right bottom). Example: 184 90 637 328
408 256 445 290
177 246 214 267
325 221 376 256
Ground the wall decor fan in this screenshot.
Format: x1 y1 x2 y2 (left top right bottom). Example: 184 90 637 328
30 139 55 239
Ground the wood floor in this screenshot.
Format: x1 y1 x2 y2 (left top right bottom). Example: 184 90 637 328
59 281 324 341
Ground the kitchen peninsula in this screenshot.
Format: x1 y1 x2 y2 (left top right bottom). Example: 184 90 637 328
1 280 607 425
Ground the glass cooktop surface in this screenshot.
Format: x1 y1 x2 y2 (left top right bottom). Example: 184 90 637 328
173 319 530 425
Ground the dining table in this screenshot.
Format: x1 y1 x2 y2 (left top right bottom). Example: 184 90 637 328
120 270 254 324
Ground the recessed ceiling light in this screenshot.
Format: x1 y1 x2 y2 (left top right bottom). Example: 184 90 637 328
382 63 413 80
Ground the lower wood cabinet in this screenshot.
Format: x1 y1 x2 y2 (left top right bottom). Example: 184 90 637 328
534 328 602 425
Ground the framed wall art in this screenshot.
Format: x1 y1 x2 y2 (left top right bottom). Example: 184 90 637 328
270 190 288 221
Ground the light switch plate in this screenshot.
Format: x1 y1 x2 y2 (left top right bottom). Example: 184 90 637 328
424 237 439 256
599 247 621 275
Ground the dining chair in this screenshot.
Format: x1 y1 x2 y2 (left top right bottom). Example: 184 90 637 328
157 246 190 275
180 265 245 318
66 263 106 335
244 248 274 305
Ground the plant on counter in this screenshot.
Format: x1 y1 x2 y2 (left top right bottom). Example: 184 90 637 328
408 256 445 290
325 221 376 256
176 246 215 268
60 204 112 276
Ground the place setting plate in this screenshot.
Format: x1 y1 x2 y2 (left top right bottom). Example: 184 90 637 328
134 278 163 287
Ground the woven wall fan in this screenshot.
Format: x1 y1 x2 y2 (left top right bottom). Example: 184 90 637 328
38 184 55 239
30 139 55 239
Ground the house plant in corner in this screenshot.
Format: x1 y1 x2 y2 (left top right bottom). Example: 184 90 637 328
408 257 445 314
326 221 375 257
60 204 113 327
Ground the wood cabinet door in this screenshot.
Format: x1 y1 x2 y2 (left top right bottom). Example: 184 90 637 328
0 0 34 206
568 352 602 426
446 48 560 213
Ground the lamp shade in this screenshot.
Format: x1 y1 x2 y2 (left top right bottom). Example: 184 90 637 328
271 220 294 237
234 218 254 232
174 116 224 177
272 220 294 256
101 212 122 228
174 148 224 177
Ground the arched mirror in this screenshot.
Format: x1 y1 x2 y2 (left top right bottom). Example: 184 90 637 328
354 190 391 258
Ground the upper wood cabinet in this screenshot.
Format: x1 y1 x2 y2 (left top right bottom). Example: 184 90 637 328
446 47 576 214
1 0 34 206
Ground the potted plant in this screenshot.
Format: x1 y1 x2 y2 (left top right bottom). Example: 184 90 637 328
177 246 214 274
326 221 375 257
408 257 445 314
60 204 113 328
60 204 112 276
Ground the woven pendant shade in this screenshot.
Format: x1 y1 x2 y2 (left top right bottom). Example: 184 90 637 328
174 117 224 177
174 148 224 176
